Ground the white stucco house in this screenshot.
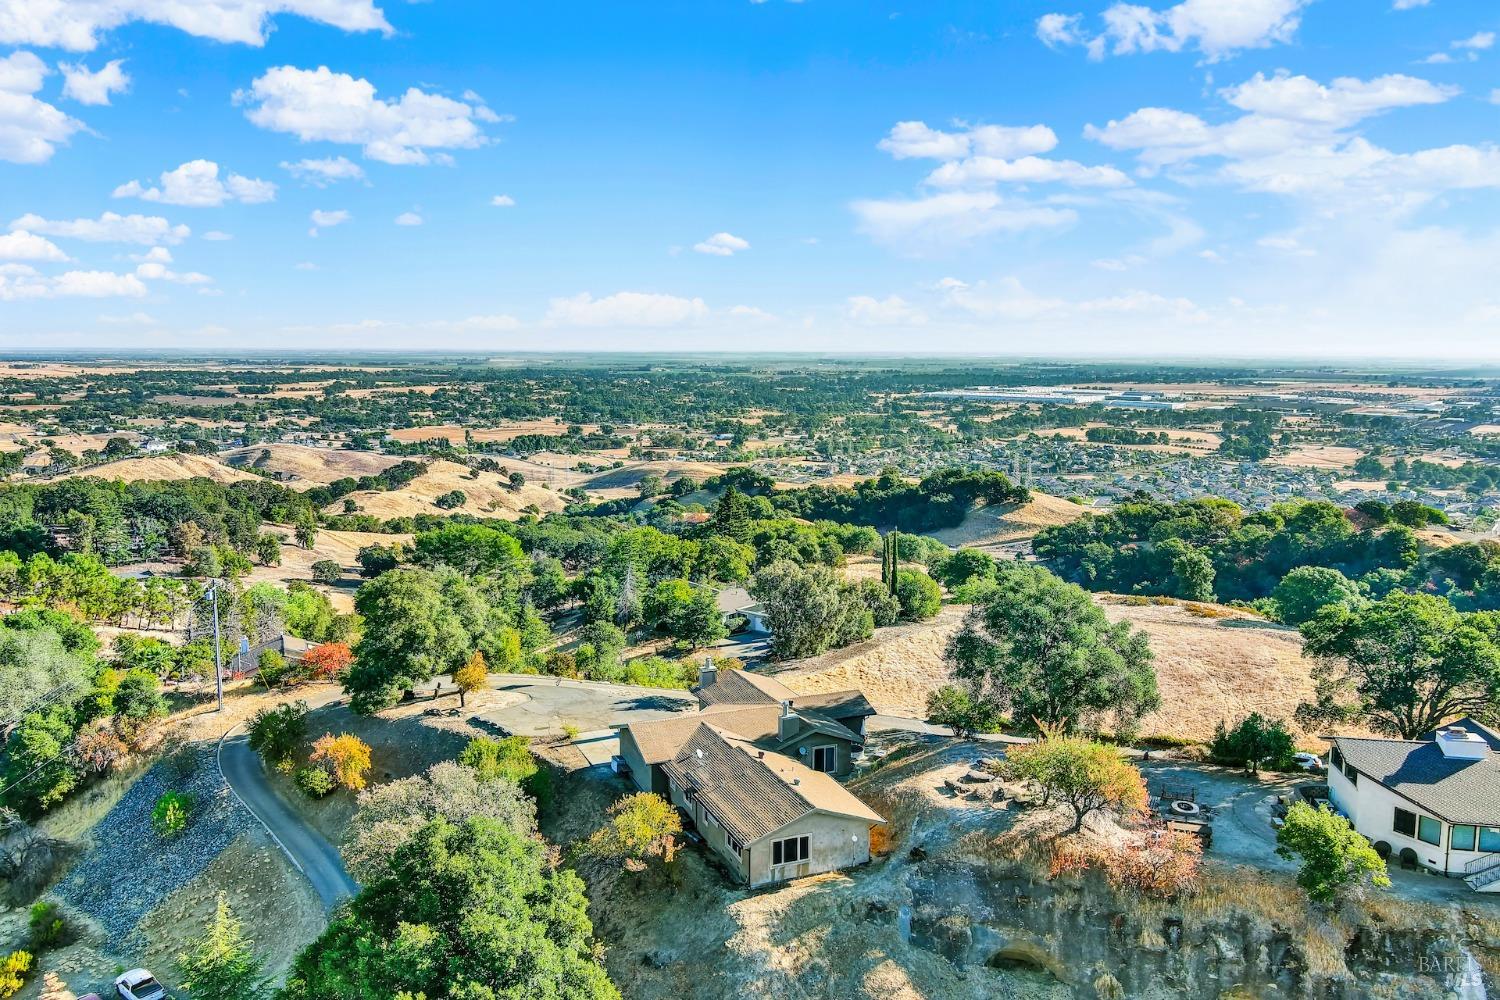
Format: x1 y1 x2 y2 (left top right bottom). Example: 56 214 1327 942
1325 717 1500 891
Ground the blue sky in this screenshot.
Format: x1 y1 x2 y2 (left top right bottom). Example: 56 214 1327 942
2 0 1500 356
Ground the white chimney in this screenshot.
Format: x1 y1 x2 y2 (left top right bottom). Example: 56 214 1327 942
778 699 797 742
698 657 717 689
1436 727 1489 760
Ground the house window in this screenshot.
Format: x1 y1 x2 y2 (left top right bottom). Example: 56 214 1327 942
1482 827 1500 853
725 834 743 857
773 835 809 866
812 746 837 773
1342 760 1358 785
1452 825 1478 852
1393 808 1416 837
1329 747 1343 770
1418 815 1442 846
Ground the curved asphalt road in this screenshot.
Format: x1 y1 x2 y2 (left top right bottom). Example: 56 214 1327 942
218 729 358 911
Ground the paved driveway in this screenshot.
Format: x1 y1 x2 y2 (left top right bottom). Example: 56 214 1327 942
218 730 359 911
477 674 697 737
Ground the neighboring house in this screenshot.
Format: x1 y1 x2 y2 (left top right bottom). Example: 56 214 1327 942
714 586 770 634
231 634 314 675
614 662 883 886
1326 718 1500 891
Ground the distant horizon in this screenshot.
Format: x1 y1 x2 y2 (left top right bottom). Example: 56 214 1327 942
4 350 1500 373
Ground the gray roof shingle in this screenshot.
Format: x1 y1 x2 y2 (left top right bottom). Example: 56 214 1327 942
1333 719 1500 826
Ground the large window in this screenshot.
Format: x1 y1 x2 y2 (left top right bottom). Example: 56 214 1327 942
1418 815 1442 846
1452 825 1478 852
1330 747 1343 770
1482 827 1500 853
1393 808 1416 837
812 746 837 773
772 835 809 866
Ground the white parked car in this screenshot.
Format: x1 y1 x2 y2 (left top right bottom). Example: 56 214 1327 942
115 969 167 1000
1293 752 1322 772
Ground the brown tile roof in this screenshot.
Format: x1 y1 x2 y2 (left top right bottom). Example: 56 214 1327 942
694 669 796 707
662 724 883 845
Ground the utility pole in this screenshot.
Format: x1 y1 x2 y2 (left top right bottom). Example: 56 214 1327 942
207 583 224 712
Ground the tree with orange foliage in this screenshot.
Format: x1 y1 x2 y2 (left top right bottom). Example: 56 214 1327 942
309 733 372 792
301 642 354 682
454 651 488 708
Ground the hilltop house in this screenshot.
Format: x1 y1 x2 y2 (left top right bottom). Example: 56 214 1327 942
1326 718 1500 891
616 663 883 886
714 586 770 635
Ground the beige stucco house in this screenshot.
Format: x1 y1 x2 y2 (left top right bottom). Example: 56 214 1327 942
614 662 884 886
663 723 883 887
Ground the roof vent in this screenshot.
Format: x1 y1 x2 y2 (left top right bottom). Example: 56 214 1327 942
1436 727 1488 760
695 748 704 759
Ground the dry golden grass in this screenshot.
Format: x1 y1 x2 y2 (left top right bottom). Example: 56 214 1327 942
1265 445 1363 470
926 492 1088 548
59 452 260 484
772 596 1332 744
222 443 403 484
331 459 570 519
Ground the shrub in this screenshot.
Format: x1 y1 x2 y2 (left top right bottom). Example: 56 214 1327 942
302 642 354 681
0 950 31 998
27 902 64 951
152 791 193 837
925 685 1004 738
1007 730 1147 835
247 701 308 769
257 649 291 688
458 736 549 804
295 767 335 799
581 792 681 874
309 733 372 792
1209 713 1297 772
1276 801 1390 904
454 651 488 707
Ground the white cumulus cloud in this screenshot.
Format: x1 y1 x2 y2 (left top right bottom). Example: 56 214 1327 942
113 159 277 206
0 51 83 164
237 65 494 165
693 232 749 256
308 208 350 235
281 156 365 186
546 291 709 328
0 264 147 300
59 59 129 104
1038 0 1311 62
394 211 422 226
1083 71 1487 207
10 211 190 244
846 295 927 326
0 0 392 52
0 229 68 261
490 194 515 207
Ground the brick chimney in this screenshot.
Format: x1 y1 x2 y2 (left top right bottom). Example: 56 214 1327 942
778 699 798 742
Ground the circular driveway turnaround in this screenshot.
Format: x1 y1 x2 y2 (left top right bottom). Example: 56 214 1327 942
218 729 359 911
476 675 697 737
